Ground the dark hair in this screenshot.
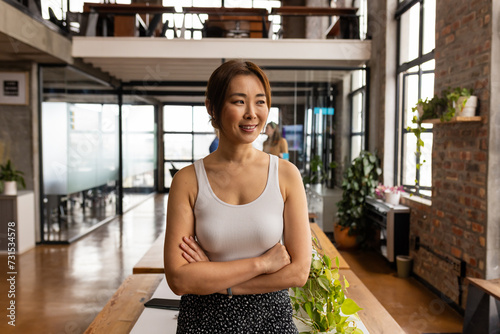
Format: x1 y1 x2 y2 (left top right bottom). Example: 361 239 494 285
263 121 282 146
205 60 271 130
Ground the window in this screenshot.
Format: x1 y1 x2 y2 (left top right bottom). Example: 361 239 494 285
396 0 435 197
349 70 366 161
163 104 279 188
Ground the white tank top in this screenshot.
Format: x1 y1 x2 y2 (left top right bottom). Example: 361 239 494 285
193 154 284 262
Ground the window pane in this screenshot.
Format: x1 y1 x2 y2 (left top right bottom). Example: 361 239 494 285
193 106 212 132
403 72 419 128
421 72 435 103
423 0 436 54
421 59 435 71
399 4 420 65
351 135 363 162
194 134 215 159
351 92 364 132
164 134 192 159
403 133 417 185
419 132 433 188
164 105 192 132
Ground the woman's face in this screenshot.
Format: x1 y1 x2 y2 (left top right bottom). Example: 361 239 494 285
265 124 274 136
219 74 269 145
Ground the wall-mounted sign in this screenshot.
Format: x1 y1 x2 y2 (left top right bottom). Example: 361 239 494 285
313 107 334 115
0 72 28 105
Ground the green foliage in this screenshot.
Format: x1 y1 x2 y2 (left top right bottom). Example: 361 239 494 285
290 248 362 334
407 87 474 187
303 155 338 186
0 160 26 188
444 87 474 118
335 151 381 244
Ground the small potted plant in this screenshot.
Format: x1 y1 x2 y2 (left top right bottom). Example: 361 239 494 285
445 87 476 117
0 160 26 196
375 184 405 205
290 245 363 334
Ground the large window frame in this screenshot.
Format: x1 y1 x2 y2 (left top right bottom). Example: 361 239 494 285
395 0 435 198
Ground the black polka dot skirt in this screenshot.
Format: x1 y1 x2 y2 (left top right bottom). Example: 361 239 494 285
176 289 298 333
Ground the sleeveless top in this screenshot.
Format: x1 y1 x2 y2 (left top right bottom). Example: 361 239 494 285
193 154 284 262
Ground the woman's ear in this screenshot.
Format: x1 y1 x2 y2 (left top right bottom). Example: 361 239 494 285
205 99 214 118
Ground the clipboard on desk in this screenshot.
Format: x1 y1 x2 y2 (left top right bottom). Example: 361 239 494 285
144 298 180 310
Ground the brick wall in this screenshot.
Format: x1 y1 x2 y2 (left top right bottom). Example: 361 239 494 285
404 0 492 308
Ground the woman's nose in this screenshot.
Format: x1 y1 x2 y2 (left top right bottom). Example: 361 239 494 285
244 105 257 119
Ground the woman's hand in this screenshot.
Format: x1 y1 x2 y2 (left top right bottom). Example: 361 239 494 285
259 243 291 274
180 236 209 263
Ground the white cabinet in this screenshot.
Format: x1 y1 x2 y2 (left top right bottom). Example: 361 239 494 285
0 191 36 254
306 184 343 233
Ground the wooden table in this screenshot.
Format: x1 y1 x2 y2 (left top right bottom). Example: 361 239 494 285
339 269 405 333
132 223 349 274
310 222 349 269
133 234 165 274
463 277 500 333
84 274 163 334
91 226 404 333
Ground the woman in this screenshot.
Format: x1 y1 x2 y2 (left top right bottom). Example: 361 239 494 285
163 60 311 333
263 121 289 159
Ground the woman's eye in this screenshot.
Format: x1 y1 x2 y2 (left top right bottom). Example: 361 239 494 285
257 100 266 105
234 100 244 105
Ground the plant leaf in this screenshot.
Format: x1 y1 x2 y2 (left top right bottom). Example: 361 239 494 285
341 298 362 315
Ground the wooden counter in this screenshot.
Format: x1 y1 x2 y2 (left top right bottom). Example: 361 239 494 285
133 234 165 274
94 223 403 333
339 269 405 333
132 223 349 274
84 274 163 334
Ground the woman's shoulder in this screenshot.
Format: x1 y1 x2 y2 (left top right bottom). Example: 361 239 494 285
277 158 301 180
170 164 198 197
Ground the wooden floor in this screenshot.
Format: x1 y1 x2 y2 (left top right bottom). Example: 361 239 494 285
0 194 463 333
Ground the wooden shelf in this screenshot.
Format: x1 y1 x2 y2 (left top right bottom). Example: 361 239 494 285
421 116 482 124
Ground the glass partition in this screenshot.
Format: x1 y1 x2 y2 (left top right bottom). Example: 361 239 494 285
41 102 119 242
122 105 156 211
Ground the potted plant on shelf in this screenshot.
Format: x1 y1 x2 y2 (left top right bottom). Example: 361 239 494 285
334 151 381 249
407 95 447 173
375 184 405 206
290 244 363 334
0 160 26 196
445 87 477 118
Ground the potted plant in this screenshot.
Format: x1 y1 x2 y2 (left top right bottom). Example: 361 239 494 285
303 155 338 187
290 245 363 334
0 160 26 196
407 95 447 174
334 151 381 248
445 87 476 117
375 184 405 206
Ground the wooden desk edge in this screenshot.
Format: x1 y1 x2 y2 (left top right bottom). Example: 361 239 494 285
310 222 350 269
85 274 163 334
466 277 500 300
339 269 405 333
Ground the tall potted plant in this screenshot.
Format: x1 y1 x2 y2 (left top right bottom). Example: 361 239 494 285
0 160 26 195
334 151 381 248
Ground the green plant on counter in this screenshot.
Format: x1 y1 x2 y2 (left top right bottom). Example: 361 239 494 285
290 247 362 334
335 151 381 244
0 160 26 189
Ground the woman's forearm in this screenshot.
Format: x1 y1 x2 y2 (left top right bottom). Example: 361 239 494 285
168 256 265 296
229 259 310 295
